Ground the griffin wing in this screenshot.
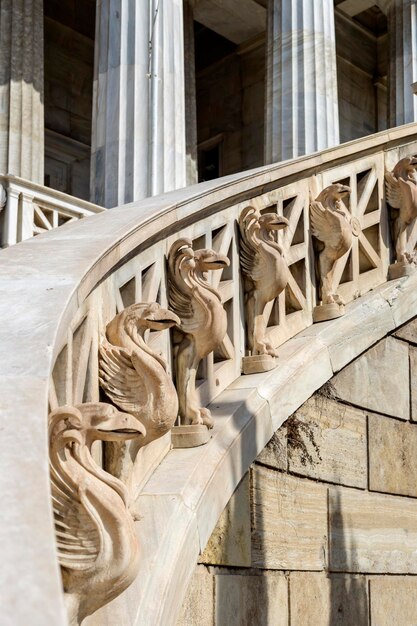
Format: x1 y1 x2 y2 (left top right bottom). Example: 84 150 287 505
385 171 402 209
239 233 266 281
51 463 100 570
168 278 193 320
99 339 147 414
398 177 417 217
310 200 344 247
168 277 206 334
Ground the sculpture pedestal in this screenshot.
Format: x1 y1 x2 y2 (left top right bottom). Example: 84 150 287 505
313 303 345 323
242 354 277 375
171 424 211 448
388 260 417 280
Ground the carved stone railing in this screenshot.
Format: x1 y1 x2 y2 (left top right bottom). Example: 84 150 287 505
1 124 417 625
0 174 105 248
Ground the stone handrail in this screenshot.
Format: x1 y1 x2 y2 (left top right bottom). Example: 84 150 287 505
1 123 417 626
0 174 105 248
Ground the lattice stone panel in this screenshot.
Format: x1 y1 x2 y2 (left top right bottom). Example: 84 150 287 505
320 154 389 303
33 203 78 235
49 297 100 410
49 155 390 421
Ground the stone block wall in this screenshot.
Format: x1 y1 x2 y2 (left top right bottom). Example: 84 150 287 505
177 317 417 625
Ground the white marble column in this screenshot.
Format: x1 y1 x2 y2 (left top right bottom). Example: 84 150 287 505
183 0 198 186
388 0 417 126
0 0 44 183
91 0 187 208
265 0 340 164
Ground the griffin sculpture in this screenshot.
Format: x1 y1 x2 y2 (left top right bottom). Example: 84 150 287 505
310 183 354 317
99 302 180 480
49 402 145 625
168 238 229 429
239 206 289 364
385 156 417 269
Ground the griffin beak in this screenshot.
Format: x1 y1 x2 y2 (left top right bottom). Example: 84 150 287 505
270 216 290 231
203 252 230 270
98 411 146 441
340 185 351 196
145 308 181 329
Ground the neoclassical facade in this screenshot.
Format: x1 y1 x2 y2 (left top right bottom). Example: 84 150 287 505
0 0 415 209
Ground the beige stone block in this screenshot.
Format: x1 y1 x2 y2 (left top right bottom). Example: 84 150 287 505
369 413 417 496
331 337 410 420
410 346 417 422
369 576 417 625
251 466 328 570
329 487 417 573
176 565 214 626
290 572 368 626
215 572 288 626
288 396 367 488
256 426 287 471
199 474 251 567
394 317 417 344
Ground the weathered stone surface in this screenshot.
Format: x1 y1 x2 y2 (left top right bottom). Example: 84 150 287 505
215 572 288 626
410 346 417 422
394 317 417 344
251 466 327 570
369 576 417 625
176 565 214 626
329 487 417 573
199 474 251 567
290 572 368 626
369 413 417 497
256 426 287 471
288 396 367 488
331 337 410 420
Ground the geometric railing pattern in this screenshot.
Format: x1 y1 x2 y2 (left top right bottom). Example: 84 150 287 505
0 174 104 248
48 141 401 488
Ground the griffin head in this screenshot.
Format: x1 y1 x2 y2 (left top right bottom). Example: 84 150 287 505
49 402 146 448
194 248 230 271
316 183 351 211
239 206 289 250
106 302 180 344
258 213 289 232
393 156 417 181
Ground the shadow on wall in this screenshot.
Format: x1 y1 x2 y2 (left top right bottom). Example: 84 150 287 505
328 490 368 626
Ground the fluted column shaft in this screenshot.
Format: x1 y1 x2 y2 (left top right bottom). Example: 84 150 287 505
183 0 198 186
0 0 44 183
388 0 417 126
91 0 187 208
265 0 339 164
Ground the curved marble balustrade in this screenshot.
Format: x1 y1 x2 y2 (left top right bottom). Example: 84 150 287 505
1 124 417 625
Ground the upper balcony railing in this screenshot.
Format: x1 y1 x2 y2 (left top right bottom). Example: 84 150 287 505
0 174 105 248
2 124 417 626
